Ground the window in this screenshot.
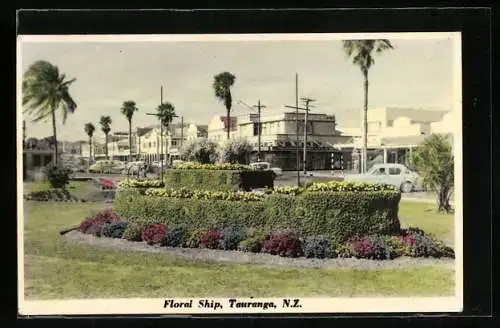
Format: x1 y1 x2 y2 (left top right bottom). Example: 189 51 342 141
387 120 394 127
388 167 402 175
372 167 386 175
171 140 177 147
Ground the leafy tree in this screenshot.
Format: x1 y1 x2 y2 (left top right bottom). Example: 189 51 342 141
410 134 454 213
213 71 236 140
84 123 95 163
120 100 139 162
99 116 112 160
219 137 253 164
156 102 176 167
342 40 393 173
22 60 77 164
180 138 219 164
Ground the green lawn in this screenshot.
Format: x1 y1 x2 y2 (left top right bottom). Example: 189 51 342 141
399 201 455 246
22 200 455 300
24 180 97 200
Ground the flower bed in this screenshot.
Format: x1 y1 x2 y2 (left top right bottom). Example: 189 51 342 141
24 189 82 202
72 209 455 261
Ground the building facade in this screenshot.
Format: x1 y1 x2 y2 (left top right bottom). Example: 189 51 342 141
336 107 455 171
208 112 350 170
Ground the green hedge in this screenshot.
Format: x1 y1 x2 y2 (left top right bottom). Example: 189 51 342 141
163 169 275 191
114 189 401 242
163 169 241 191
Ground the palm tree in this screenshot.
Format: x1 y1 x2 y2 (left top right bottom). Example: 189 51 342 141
22 60 77 165
84 123 95 164
99 116 112 160
342 40 393 173
213 71 236 140
120 100 139 162
156 102 176 167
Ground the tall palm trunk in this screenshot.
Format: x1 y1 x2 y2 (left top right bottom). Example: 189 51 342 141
51 106 58 165
362 70 369 173
105 134 109 160
88 137 92 164
128 120 132 162
226 108 230 140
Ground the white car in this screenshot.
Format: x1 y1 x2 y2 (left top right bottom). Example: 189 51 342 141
249 161 283 177
342 163 424 193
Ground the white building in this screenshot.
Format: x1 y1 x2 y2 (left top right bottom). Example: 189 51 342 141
336 107 454 170
208 111 349 170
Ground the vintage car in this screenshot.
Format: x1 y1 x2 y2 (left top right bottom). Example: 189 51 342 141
342 163 424 193
249 161 283 177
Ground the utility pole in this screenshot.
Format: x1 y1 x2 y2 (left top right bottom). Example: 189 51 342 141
300 97 315 174
253 100 265 162
284 73 301 186
237 99 265 162
146 85 165 180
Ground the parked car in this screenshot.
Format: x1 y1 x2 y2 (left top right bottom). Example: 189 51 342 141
249 161 283 177
342 163 424 193
89 160 123 174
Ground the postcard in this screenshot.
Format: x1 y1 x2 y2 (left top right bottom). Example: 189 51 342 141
18 31 463 315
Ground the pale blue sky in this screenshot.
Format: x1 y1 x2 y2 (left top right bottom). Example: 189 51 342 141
20 35 456 141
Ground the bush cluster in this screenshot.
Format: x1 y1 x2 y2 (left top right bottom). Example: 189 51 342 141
44 164 71 188
161 226 188 247
199 230 222 249
122 222 146 241
78 209 121 235
303 235 332 259
101 221 129 239
81 211 454 260
261 234 303 258
218 227 247 250
141 224 168 245
24 189 77 202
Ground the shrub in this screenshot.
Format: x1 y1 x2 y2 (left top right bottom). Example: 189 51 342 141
331 242 353 258
409 134 454 213
261 234 303 258
199 230 222 249
218 137 253 164
218 226 247 250
24 189 75 202
115 189 401 243
122 222 147 241
184 228 205 248
179 138 219 164
384 235 410 257
101 221 129 238
303 235 332 259
78 209 121 235
161 226 188 247
141 224 168 245
350 235 395 260
118 179 164 189
399 229 455 258
238 228 269 253
44 164 71 188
